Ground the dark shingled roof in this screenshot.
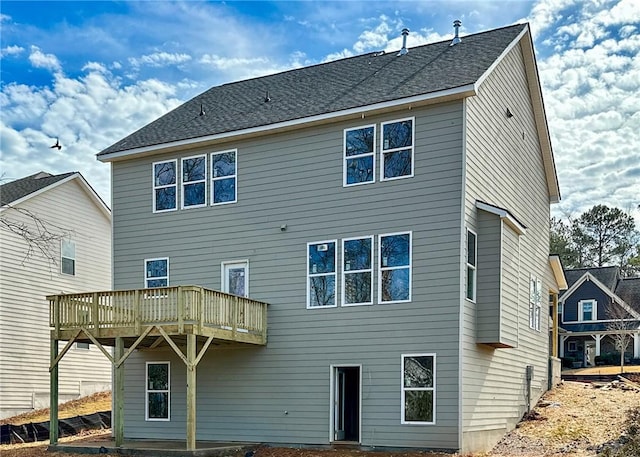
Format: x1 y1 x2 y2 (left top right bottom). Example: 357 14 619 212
616 277 640 314
98 23 527 156
564 266 620 291
0 171 76 206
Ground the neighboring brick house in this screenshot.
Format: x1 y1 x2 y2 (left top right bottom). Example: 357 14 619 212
48 23 565 453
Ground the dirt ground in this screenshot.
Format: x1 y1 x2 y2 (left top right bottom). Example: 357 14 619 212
2 379 640 457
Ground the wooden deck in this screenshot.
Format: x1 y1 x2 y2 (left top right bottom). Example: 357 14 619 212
48 285 268 347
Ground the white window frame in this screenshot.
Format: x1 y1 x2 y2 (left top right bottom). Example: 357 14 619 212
145 361 170 421
152 159 178 213
75 342 90 350
380 117 415 181
343 124 376 187
401 353 436 425
221 260 249 297
568 341 577 352
529 275 542 331
466 229 477 302
181 154 207 209
61 239 76 276
378 231 412 304
307 240 338 309
342 236 374 306
211 149 237 206
145 257 169 288
579 299 597 322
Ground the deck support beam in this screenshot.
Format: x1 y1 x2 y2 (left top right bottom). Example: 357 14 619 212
186 334 197 451
49 338 59 445
115 337 125 447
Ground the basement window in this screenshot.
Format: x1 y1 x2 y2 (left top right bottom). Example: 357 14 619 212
146 362 170 421
402 354 436 424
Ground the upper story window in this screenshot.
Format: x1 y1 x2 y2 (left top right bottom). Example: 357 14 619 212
579 299 597 321
466 229 477 302
379 232 412 303
342 236 373 306
145 258 169 288
381 117 414 180
146 362 170 421
344 125 375 186
182 155 206 208
401 354 435 425
529 276 542 331
153 160 177 212
307 240 337 308
61 239 76 276
211 150 237 205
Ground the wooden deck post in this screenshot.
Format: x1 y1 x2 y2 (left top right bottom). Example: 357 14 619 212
186 333 197 450
49 337 59 444
115 337 125 447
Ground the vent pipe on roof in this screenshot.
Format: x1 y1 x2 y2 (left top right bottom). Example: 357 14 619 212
450 20 462 46
397 28 409 56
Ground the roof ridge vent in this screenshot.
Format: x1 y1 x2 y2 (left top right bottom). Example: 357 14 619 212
450 20 462 46
33 172 52 179
397 28 409 56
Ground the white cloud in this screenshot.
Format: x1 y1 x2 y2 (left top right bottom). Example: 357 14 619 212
129 52 192 68
1 45 24 57
28 46 62 73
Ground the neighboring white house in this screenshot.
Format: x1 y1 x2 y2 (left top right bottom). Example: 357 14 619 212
0 171 112 419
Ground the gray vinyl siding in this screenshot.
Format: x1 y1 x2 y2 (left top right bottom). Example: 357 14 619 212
113 102 464 449
500 224 521 346
0 179 112 419
475 211 501 343
461 41 553 450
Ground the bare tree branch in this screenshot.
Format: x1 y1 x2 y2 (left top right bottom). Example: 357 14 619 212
0 204 72 265
605 303 636 372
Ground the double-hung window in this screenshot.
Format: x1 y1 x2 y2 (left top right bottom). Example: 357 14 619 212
146 362 170 421
379 232 412 303
402 354 435 424
307 241 337 308
342 236 373 306
579 299 596 321
145 258 169 288
529 276 542 331
153 160 177 212
182 155 206 208
381 118 414 180
61 239 76 276
211 150 237 205
466 229 477 301
344 125 375 186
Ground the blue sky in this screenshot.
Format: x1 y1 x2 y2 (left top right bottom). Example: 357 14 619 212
1 0 639 223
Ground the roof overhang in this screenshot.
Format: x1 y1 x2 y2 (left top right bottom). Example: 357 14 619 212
97 84 476 163
549 255 568 291
474 24 561 204
476 200 527 235
0 173 111 220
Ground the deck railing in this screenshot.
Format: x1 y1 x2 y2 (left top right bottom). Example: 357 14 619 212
48 286 268 341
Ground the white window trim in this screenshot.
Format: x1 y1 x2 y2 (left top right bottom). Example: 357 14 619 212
380 116 415 182
343 124 376 187
307 240 338 309
152 159 178 213
61 239 76 276
181 154 207 209
210 149 237 206
529 275 542 331
75 342 90 350
568 341 577 352
579 299 598 322
401 353 436 425
378 231 412 304
466 229 477 302
145 361 170 421
341 236 374 306
221 259 249 297
145 257 169 288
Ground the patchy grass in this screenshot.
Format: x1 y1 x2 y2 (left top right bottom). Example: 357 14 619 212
0 391 111 426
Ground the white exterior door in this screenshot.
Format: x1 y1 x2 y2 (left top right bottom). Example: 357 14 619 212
222 261 248 297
